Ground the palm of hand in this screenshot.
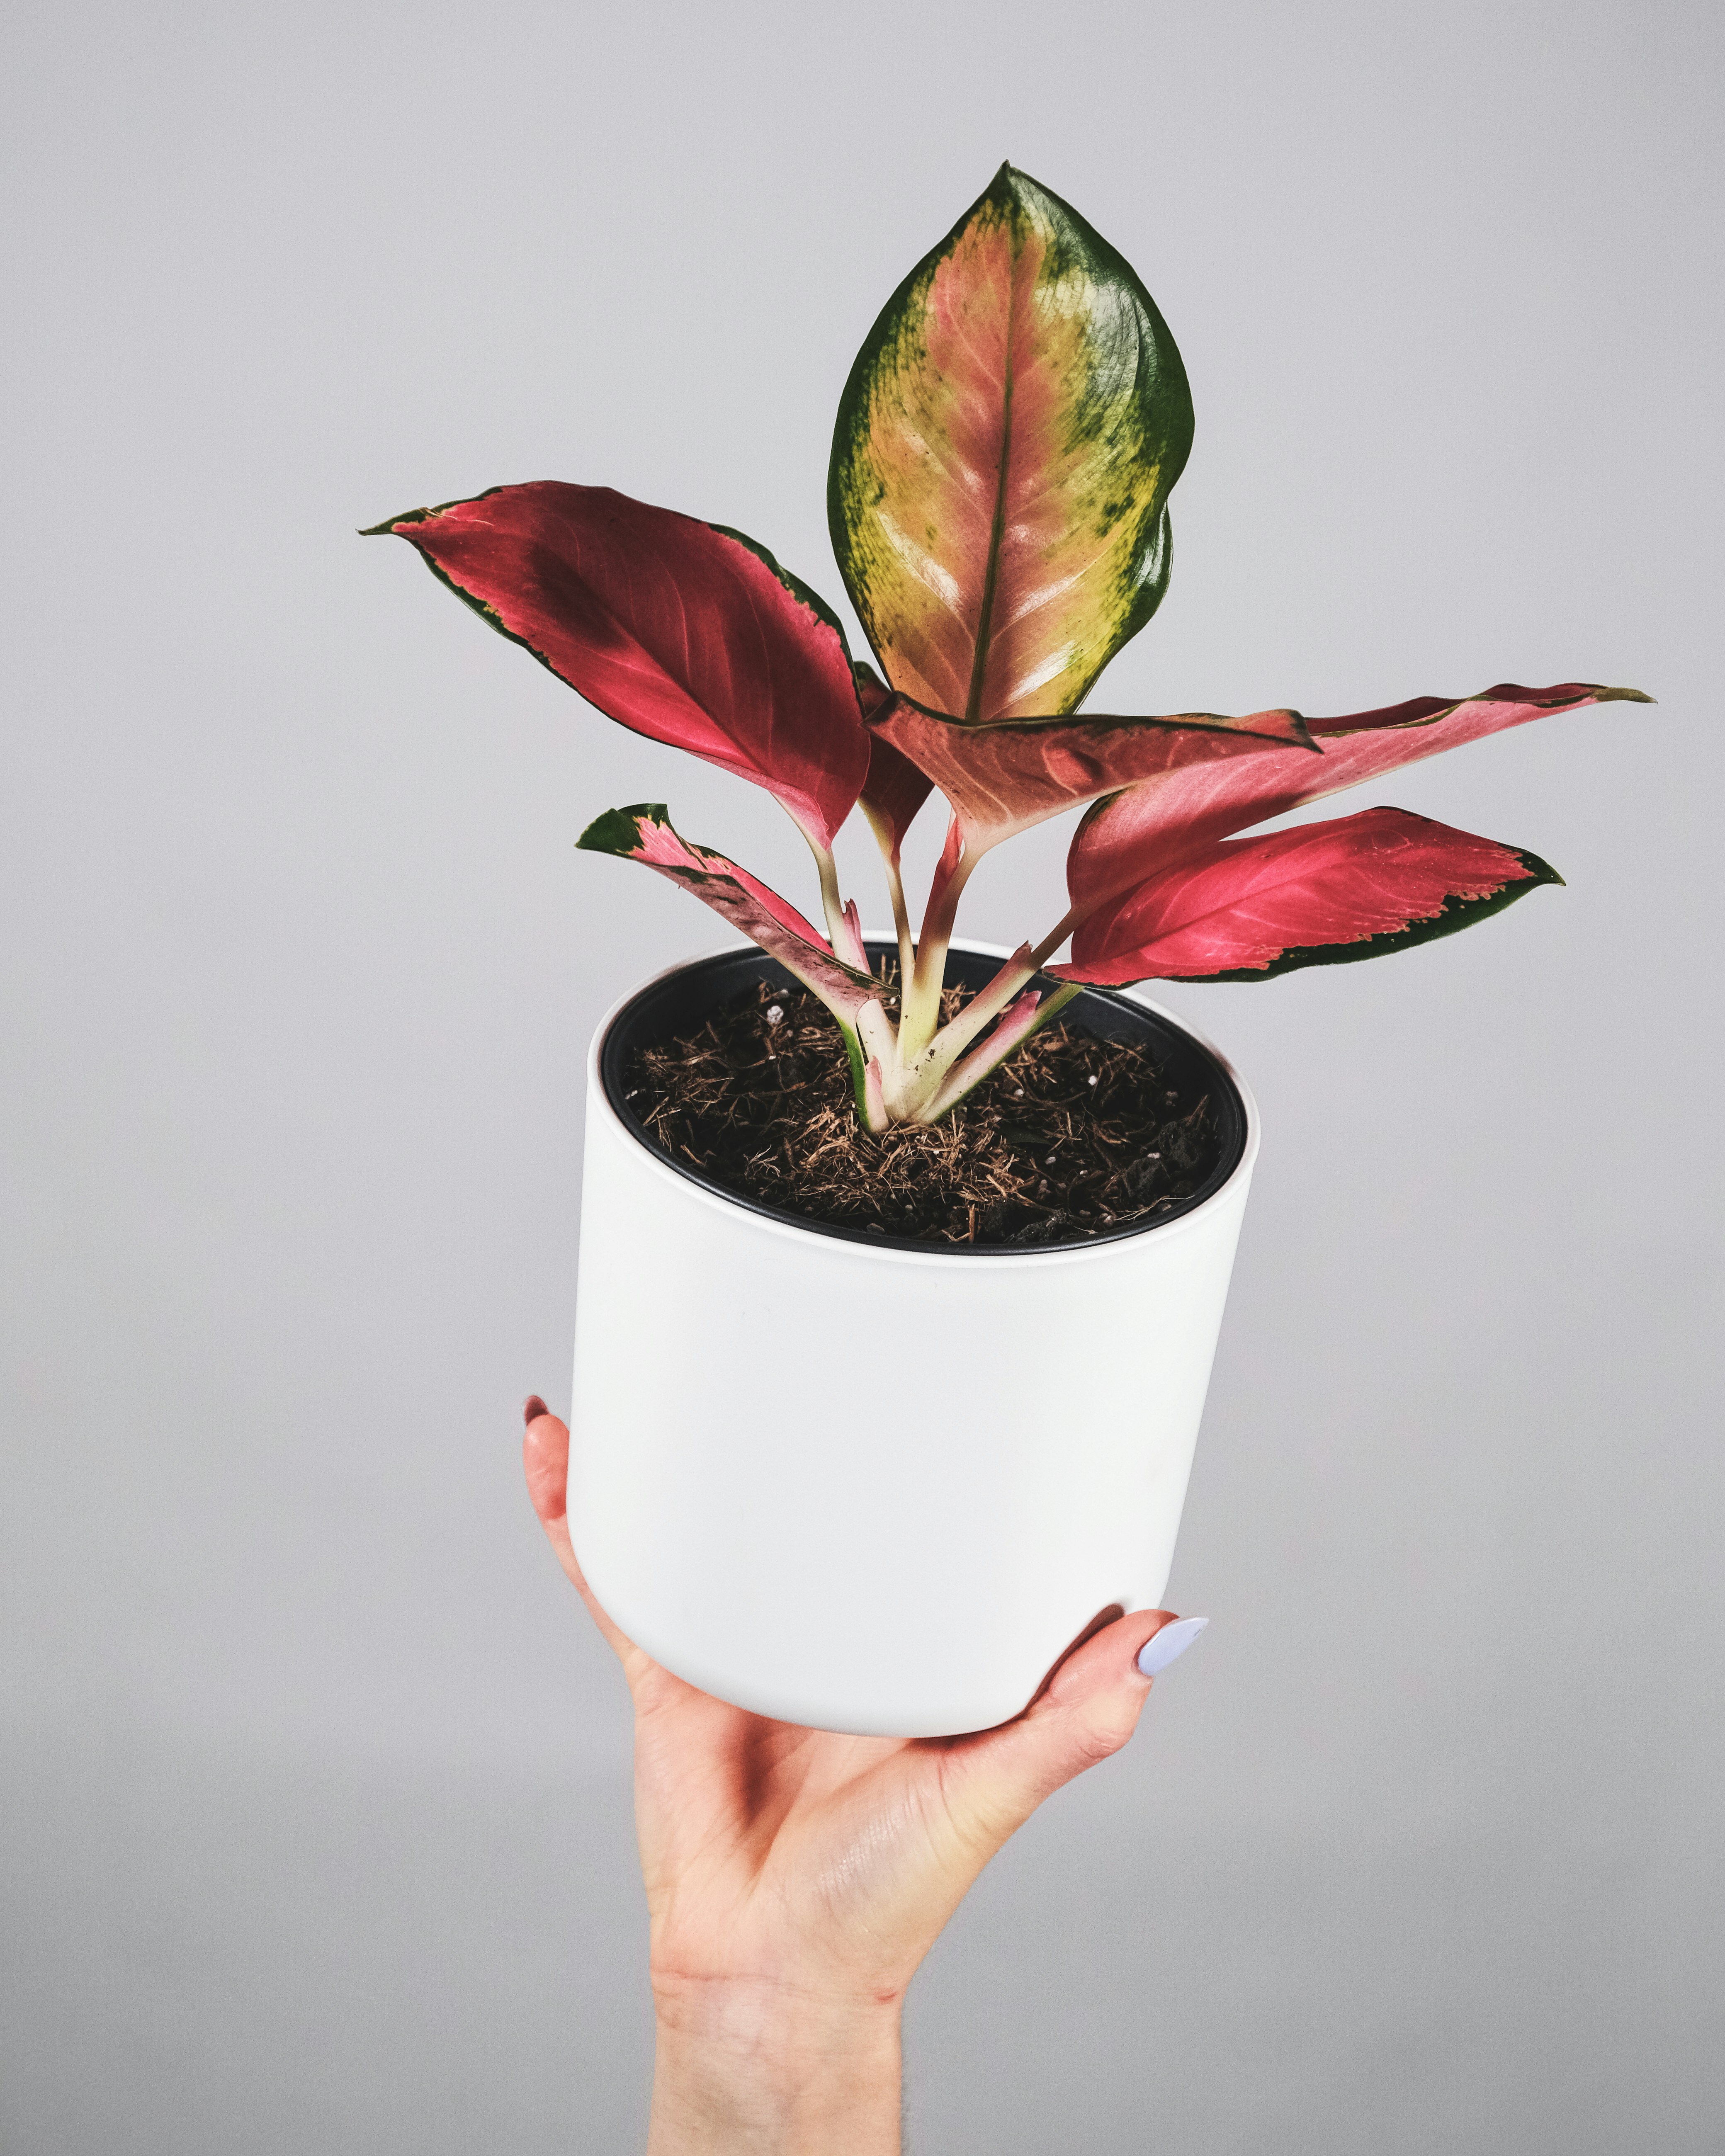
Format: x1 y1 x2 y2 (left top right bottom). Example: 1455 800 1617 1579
629 1667 995 2007
525 1403 1178 2013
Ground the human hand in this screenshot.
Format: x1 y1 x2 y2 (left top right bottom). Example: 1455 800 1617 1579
523 1396 1205 2154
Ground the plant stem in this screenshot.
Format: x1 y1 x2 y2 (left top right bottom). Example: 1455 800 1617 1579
853 1000 899 1131
899 820 976 1064
1025 903 1083 973
783 801 854 961
909 946 1035 1087
810 839 846 949
799 830 869 972
920 980 1083 1120
859 804 914 995
901 898 1085 1110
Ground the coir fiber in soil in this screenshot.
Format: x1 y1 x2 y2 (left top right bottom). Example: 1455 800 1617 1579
625 978 1221 1248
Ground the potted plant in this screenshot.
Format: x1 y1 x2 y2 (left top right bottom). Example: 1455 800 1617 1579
367 164 1643 1738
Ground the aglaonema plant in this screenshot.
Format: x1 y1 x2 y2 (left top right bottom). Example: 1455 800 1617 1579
367 165 1646 1134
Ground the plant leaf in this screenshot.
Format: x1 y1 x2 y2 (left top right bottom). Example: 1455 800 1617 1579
828 163 1193 726
576 804 883 1020
871 693 1317 857
1051 806 1561 983
1067 681 1649 913
366 483 870 850
853 661 934 858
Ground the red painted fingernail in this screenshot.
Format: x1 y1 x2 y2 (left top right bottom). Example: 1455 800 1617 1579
523 1394 549 1426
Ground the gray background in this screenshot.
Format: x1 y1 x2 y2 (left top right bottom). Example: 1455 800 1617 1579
3 1 1720 2149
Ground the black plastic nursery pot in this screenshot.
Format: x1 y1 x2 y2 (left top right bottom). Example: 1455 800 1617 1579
598 938 1250 1257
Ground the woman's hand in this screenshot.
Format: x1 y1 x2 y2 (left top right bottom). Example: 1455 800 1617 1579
523 1396 1205 2154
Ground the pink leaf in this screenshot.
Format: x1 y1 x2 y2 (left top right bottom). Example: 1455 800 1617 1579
1067 681 1648 912
367 484 870 850
854 665 935 859
578 804 882 1020
1051 806 1561 984
870 695 1318 857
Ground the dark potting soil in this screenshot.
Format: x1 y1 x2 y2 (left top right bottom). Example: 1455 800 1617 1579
624 977 1222 1248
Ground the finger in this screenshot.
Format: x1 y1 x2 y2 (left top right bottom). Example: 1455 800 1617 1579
940 1609 1207 1846
521 1397 637 1665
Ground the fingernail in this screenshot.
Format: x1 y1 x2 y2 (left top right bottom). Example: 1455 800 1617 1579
1137 1616 1209 1678
523 1394 549 1427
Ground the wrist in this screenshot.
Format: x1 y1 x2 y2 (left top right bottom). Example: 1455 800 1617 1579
648 1975 902 2155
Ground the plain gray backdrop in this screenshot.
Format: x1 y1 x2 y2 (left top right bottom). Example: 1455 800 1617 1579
3 1 1720 2149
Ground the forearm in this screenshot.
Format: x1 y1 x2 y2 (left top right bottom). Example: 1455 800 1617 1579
646 1980 902 2156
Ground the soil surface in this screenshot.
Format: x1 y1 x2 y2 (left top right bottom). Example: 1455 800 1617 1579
624 976 1222 1248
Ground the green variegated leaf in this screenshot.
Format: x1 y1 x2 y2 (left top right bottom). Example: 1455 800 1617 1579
576 803 897 1129
575 803 880 1015
829 163 1193 726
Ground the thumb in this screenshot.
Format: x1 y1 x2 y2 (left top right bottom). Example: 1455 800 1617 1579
940 1610 1208 1847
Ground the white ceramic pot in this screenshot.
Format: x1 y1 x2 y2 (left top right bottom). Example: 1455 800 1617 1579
568 939 1259 1738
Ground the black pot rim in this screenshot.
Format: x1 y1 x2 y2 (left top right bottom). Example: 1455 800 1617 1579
595 940 1255 1258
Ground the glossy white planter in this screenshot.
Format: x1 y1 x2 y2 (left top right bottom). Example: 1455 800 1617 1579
568 940 1259 1738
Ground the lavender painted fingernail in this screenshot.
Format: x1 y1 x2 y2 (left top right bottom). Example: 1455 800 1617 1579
1137 1616 1209 1678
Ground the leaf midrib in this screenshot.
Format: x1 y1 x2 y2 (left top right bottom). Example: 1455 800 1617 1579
962 238 1021 726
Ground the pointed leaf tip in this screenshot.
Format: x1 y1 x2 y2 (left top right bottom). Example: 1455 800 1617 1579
1067 680 1637 916
576 802 666 855
1057 807 1562 986
375 482 868 848
575 806 881 1023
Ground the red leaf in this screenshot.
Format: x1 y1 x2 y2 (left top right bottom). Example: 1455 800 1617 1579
851 660 893 722
1051 806 1560 984
870 695 1318 856
576 804 882 1020
853 664 934 859
1066 681 1647 911
368 484 869 850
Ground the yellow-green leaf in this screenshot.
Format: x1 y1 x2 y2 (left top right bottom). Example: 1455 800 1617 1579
828 163 1193 726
